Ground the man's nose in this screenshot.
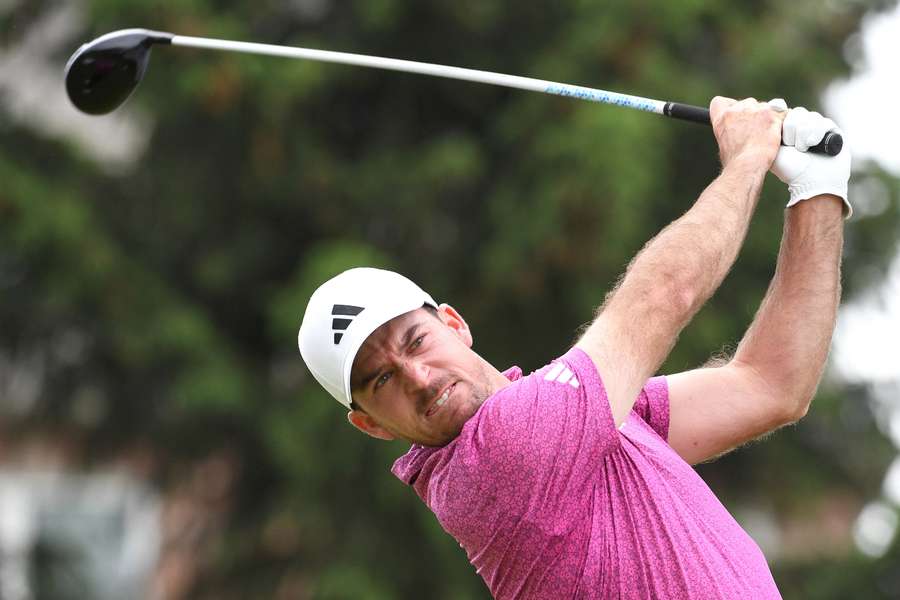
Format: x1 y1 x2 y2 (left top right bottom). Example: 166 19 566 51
401 359 430 390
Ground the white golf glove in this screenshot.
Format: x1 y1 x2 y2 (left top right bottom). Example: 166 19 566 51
768 99 852 218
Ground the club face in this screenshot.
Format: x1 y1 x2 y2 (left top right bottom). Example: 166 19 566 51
65 29 173 115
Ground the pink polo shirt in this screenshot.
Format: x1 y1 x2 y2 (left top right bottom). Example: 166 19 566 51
392 348 781 599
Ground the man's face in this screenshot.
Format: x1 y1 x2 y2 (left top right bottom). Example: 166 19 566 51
348 305 503 446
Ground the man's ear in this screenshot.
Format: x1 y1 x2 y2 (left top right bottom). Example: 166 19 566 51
437 303 473 348
347 410 396 441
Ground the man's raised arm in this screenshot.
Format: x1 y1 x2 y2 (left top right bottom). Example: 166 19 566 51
576 97 783 426
664 106 851 464
731 113 849 415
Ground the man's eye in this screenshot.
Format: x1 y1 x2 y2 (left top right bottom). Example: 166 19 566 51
411 335 425 349
375 372 391 390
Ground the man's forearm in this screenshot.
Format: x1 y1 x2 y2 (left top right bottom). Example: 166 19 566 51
629 156 767 322
588 156 768 401
732 195 844 416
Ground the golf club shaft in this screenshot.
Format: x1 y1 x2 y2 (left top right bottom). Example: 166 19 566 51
173 35 686 121
170 35 840 155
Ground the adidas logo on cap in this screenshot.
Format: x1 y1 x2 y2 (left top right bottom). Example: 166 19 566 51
331 304 364 344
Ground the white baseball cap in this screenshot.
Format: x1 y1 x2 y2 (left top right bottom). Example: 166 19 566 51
297 267 438 409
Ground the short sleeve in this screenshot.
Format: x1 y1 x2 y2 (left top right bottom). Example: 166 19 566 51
631 376 670 440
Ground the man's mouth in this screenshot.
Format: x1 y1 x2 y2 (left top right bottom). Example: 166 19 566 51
426 382 455 417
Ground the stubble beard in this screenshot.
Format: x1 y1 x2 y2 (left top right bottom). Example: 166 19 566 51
435 360 495 444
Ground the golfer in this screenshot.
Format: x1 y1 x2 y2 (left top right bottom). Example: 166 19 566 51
298 97 850 599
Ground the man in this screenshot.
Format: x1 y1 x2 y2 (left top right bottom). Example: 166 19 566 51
297 97 851 598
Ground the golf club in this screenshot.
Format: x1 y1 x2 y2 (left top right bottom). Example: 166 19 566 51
65 28 842 156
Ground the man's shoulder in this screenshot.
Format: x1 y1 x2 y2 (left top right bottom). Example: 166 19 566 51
483 347 600 407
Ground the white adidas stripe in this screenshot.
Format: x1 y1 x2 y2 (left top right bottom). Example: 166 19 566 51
545 363 565 381
544 363 580 388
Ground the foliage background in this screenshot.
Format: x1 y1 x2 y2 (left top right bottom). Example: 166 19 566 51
1 0 899 597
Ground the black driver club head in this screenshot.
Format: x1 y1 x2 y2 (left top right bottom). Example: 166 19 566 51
65 29 174 115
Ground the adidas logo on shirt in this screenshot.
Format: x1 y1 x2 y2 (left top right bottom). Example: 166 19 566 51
544 363 580 388
331 304 364 344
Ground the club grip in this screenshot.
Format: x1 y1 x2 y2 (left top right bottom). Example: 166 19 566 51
662 101 843 156
664 102 711 124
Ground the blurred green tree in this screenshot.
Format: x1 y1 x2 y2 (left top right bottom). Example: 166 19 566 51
1 0 899 597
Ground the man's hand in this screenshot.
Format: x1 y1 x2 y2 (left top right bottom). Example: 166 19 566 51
771 106 853 218
710 97 784 169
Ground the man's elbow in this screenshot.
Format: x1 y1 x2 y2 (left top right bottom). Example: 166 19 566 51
776 377 823 425
731 360 818 426
784 385 819 423
783 397 809 424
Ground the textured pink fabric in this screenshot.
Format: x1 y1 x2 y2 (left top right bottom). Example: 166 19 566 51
392 348 782 599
